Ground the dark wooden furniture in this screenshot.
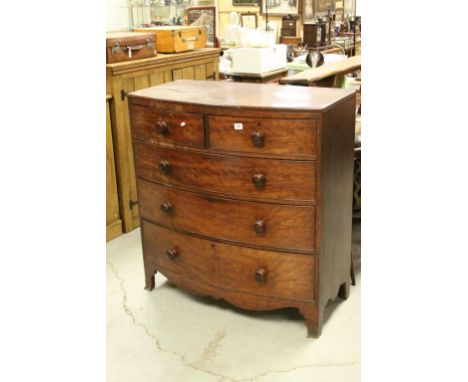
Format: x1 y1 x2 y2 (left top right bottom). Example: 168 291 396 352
281 15 298 37
128 80 355 337
303 20 328 50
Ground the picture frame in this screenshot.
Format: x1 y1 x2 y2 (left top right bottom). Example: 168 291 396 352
185 6 216 45
232 0 258 6
314 0 336 17
240 12 258 29
260 0 299 16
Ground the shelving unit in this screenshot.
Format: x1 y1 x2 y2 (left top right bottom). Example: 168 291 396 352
121 0 214 28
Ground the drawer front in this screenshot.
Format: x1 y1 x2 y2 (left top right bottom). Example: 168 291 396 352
142 220 216 286
281 28 296 37
134 141 316 202
142 221 316 301
282 21 296 29
208 116 317 156
138 180 315 252
130 104 205 148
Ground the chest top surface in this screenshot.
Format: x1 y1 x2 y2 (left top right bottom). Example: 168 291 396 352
128 80 355 111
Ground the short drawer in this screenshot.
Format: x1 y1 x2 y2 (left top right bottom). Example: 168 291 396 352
142 221 316 301
208 115 317 157
138 180 315 252
134 141 316 202
130 104 205 148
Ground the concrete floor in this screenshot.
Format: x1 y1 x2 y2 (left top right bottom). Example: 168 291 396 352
107 223 361 382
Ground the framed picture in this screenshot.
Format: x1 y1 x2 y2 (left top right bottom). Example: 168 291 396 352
185 6 216 45
232 0 258 6
240 13 258 29
315 0 336 17
303 0 314 21
260 0 299 16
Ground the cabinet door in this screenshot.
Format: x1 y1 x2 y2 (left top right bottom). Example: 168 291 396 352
108 76 140 233
106 97 122 241
172 69 183 81
133 74 150 90
182 66 195 79
172 66 195 80
206 62 216 80
194 64 207 80
149 71 164 86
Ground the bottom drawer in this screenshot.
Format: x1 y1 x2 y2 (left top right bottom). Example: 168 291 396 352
142 221 316 301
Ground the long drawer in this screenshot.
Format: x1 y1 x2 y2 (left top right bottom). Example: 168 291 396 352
138 180 315 252
142 221 316 301
133 141 316 202
208 115 316 157
281 29 297 37
130 104 205 148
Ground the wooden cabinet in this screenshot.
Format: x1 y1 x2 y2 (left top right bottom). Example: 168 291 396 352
106 48 220 232
281 15 298 37
128 80 355 337
106 95 123 241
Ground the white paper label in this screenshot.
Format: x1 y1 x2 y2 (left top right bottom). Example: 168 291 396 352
233 123 243 130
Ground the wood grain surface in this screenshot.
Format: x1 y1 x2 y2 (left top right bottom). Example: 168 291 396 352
129 80 355 111
138 180 316 252
133 140 317 202
129 80 356 337
131 104 205 148
142 221 316 301
208 115 317 157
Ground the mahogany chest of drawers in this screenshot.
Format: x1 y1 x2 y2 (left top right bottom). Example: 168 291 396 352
128 80 356 337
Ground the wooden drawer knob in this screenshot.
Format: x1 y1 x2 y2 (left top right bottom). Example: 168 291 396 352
250 131 265 147
252 173 266 189
160 201 173 214
166 248 179 260
255 268 268 283
253 220 266 235
159 160 171 174
157 121 170 135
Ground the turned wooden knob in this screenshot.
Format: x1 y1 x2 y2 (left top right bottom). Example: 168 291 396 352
157 121 170 135
166 248 178 260
253 220 266 235
160 201 173 214
252 173 266 189
255 268 267 283
250 131 265 147
159 160 171 174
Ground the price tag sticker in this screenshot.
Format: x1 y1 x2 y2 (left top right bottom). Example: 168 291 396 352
233 123 243 130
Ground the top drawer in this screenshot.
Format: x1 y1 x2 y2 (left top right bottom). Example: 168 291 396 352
130 104 205 148
208 116 317 157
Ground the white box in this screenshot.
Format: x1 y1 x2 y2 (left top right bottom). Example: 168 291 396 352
230 45 287 75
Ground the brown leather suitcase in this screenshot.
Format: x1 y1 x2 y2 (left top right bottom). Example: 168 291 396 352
133 26 206 53
106 32 156 64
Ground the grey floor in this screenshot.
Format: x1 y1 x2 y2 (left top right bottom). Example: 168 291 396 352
106 222 361 382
